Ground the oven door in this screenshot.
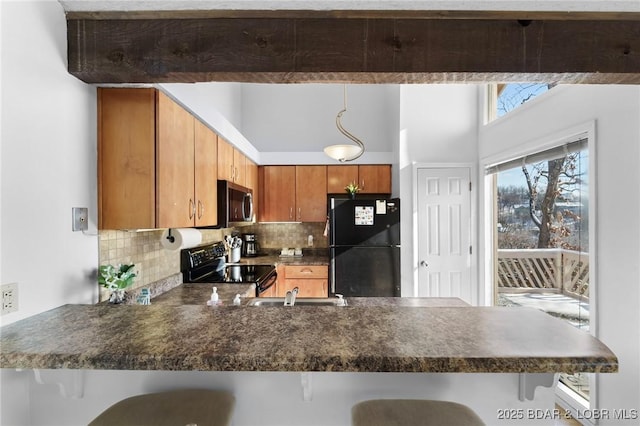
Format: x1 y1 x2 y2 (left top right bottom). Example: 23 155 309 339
256 270 277 297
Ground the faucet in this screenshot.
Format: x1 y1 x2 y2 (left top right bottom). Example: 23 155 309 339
284 287 299 306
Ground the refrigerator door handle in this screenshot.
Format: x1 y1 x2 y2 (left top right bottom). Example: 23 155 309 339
330 255 336 294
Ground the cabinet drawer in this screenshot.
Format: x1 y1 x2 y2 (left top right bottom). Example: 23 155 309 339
284 265 328 279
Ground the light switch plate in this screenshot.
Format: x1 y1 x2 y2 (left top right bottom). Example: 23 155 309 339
72 207 88 232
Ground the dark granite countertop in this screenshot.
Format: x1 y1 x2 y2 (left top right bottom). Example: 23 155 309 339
345 297 470 307
151 283 256 306
0 300 617 374
228 250 329 267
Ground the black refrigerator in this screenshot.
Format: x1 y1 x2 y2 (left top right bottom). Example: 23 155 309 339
329 197 401 297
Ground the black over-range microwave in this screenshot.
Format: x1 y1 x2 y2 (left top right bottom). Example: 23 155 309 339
217 180 254 228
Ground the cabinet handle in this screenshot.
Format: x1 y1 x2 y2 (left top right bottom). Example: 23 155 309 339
189 199 194 219
231 164 235 181
361 179 365 190
198 200 204 219
298 208 301 221
300 268 313 274
235 167 238 181
290 207 293 220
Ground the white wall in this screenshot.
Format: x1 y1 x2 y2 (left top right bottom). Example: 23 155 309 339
0 0 98 322
1 1 99 423
398 84 480 296
241 84 400 165
479 85 640 423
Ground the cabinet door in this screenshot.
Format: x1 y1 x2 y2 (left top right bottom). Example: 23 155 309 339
156 92 195 228
261 166 296 222
358 165 391 194
98 88 156 230
327 165 358 194
217 137 235 182
233 149 246 186
194 119 218 227
295 166 327 222
280 279 329 298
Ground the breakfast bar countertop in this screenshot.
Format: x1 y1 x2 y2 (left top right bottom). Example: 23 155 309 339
0 299 617 374
151 283 256 306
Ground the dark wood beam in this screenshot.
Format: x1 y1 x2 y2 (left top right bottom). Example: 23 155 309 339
67 14 640 84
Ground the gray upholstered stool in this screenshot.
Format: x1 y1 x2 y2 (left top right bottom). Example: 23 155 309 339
352 399 485 426
88 389 235 426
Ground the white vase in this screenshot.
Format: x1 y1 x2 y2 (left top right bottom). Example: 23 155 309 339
109 289 127 304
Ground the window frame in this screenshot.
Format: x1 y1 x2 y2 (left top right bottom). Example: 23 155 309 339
480 120 598 412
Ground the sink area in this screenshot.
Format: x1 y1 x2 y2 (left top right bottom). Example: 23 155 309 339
246 297 347 307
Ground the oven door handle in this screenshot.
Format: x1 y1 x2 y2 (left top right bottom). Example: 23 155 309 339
257 273 277 295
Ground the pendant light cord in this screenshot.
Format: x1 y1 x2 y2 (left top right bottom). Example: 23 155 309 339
335 84 365 160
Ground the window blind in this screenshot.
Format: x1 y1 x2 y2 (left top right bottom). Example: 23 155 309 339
485 137 588 175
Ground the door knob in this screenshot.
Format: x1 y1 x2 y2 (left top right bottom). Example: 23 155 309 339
420 260 428 267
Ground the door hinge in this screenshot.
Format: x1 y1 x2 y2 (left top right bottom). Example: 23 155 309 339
469 181 472 191
469 245 473 255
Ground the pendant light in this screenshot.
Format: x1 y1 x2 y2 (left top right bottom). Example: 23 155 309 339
324 85 365 162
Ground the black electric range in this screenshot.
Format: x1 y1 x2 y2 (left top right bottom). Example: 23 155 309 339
180 242 276 296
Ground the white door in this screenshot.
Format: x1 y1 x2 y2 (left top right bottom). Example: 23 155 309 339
417 167 472 303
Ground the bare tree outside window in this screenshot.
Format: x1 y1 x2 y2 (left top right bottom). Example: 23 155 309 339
497 83 553 118
522 153 586 250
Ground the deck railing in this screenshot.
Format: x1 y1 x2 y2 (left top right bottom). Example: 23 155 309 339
497 249 589 300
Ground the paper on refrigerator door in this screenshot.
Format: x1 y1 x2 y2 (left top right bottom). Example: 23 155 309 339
355 206 374 225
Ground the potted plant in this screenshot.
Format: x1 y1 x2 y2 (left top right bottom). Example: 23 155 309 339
98 264 136 304
345 182 360 199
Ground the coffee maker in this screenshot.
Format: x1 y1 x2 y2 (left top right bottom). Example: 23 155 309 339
242 233 260 257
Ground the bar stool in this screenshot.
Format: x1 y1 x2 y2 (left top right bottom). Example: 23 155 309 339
352 399 485 426
88 389 235 426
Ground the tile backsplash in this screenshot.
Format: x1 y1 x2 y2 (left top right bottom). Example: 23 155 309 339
242 222 329 249
97 223 328 302
98 228 226 302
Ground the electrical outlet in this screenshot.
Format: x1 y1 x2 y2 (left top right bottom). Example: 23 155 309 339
72 207 88 231
1 283 18 315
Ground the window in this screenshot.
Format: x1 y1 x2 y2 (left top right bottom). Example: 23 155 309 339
486 136 591 406
490 83 555 120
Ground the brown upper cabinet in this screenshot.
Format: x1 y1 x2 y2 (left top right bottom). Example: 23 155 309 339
327 165 391 194
295 166 328 222
218 137 246 187
98 88 218 229
259 165 328 223
260 166 296 222
193 119 218 226
327 165 358 194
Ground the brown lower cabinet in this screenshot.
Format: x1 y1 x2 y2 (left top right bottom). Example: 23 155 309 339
276 264 329 298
